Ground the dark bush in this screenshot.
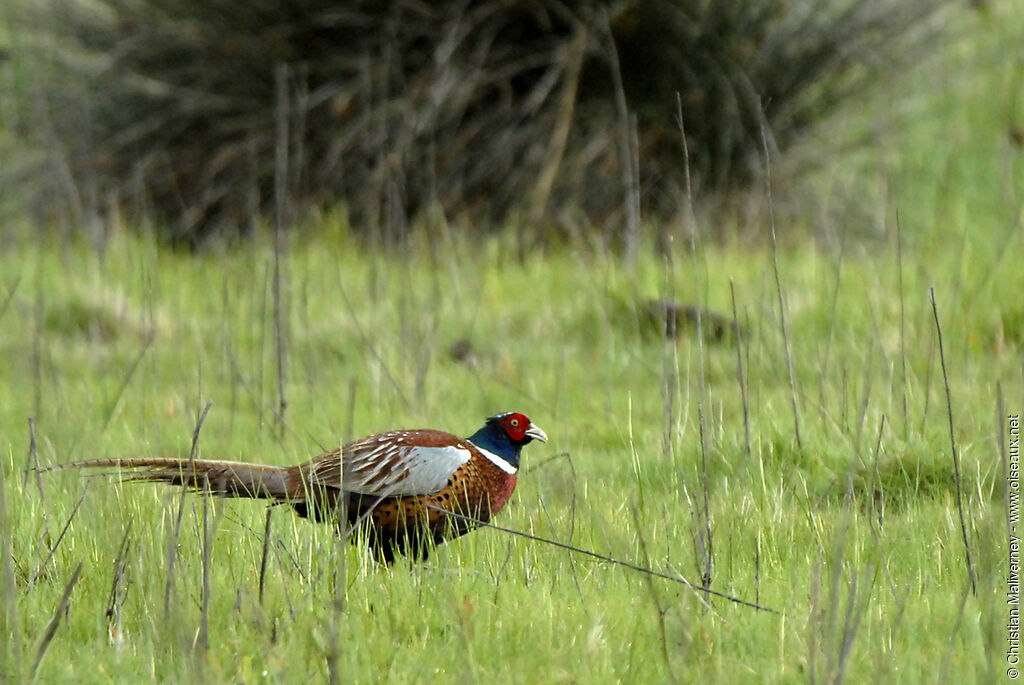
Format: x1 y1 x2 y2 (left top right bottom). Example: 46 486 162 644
4 0 949 247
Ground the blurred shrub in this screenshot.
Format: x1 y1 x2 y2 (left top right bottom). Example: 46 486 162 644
4 0 948 247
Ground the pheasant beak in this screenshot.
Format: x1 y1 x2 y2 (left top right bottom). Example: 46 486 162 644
525 425 548 443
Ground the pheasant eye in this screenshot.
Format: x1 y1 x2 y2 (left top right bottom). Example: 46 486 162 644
510 418 520 427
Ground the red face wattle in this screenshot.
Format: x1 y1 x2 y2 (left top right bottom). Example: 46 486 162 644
499 413 531 442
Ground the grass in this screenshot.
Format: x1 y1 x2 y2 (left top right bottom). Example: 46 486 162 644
1 2 1023 682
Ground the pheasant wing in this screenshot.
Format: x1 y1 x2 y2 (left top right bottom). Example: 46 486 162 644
306 429 471 497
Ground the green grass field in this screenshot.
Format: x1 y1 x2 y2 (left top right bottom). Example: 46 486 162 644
2 4 1023 683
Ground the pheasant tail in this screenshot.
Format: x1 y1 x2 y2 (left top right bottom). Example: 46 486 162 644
51 458 296 501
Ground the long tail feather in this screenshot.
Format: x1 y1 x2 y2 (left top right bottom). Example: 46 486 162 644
47 458 295 501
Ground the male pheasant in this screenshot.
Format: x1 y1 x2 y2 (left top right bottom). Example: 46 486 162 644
53 412 546 562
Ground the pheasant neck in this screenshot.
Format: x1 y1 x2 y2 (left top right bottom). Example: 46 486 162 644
466 428 521 473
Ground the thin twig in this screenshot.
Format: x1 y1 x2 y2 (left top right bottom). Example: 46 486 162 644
335 271 410 409
29 483 89 586
918 324 937 437
344 377 358 445
867 416 901 605
23 417 41 492
197 478 212 653
930 287 976 595
0 274 21 324
759 115 802 449
657 280 678 473
854 341 875 452
290 64 309 201
327 585 342 685
605 13 639 259
834 566 872 685
164 402 213 618
275 538 309 584
259 508 273 605
895 211 909 440
873 587 910 685
730 280 752 462
754 533 761 612
427 505 778 613
677 93 704 387
25 416 52 583
678 95 713 589
328 491 347 685
632 506 680 684
939 583 972 683
105 521 134 650
538 493 586 608
824 482 852 680
258 261 269 430
221 276 240 435
272 540 297 620
697 406 713 589
273 63 290 435
32 250 43 423
808 548 822 685
100 333 155 434
817 226 846 424
31 561 83 679
521 451 573 476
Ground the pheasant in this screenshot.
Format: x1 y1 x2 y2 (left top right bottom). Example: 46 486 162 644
53 412 546 562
